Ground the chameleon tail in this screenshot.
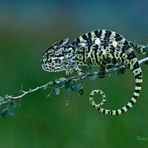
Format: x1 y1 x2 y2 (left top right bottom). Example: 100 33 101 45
89 54 143 115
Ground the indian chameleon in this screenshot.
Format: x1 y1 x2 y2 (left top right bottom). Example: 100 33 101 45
41 29 147 116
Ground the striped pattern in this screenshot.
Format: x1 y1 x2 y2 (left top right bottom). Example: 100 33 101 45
73 29 143 115
42 29 145 116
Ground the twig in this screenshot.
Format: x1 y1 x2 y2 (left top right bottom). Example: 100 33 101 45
0 56 148 107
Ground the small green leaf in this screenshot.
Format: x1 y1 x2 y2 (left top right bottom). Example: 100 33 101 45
47 88 55 98
67 88 73 96
78 87 83 95
1 108 14 118
72 83 82 92
54 88 60 95
57 82 65 89
8 100 16 110
90 74 97 80
0 96 4 103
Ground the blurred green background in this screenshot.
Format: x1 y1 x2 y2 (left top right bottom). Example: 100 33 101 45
0 0 148 147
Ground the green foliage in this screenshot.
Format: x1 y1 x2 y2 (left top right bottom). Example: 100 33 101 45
50 79 84 97
0 99 16 118
0 96 4 104
0 53 146 118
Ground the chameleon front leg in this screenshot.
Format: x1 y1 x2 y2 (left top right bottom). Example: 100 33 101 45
75 66 83 75
65 65 83 76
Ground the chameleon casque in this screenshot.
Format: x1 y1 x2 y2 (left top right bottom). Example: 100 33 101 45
41 29 147 116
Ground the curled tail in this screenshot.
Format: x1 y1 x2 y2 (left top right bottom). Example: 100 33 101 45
89 55 143 115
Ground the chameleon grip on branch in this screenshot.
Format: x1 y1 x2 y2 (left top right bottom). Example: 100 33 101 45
41 29 147 116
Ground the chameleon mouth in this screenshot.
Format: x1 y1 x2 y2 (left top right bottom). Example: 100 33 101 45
42 64 65 72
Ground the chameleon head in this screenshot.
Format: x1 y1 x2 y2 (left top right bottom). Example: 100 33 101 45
41 38 75 72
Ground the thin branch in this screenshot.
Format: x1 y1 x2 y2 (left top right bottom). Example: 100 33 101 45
0 56 148 107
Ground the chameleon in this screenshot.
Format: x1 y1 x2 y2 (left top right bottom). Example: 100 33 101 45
41 29 147 115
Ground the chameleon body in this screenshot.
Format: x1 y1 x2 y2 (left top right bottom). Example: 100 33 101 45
41 29 147 115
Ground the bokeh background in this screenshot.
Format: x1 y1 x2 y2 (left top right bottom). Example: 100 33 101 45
0 0 148 147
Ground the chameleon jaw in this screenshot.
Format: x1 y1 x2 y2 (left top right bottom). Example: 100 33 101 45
42 64 66 73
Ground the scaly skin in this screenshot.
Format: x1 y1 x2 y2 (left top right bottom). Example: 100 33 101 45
41 29 146 115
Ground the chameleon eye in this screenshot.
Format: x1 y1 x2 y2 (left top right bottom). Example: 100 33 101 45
55 59 61 63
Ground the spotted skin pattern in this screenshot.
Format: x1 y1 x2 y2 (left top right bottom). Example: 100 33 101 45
41 29 145 115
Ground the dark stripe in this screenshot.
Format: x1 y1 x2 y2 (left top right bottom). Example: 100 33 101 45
87 57 93 65
122 41 131 51
82 34 87 40
103 109 106 114
97 108 101 111
59 40 64 45
133 62 139 70
110 110 113 115
101 30 110 48
102 40 109 49
135 82 142 87
134 89 141 94
133 95 138 100
129 41 135 47
116 110 119 115
76 38 80 44
119 52 124 64
102 60 107 65
106 57 111 63
115 33 123 41
94 45 100 64
121 108 125 113
112 58 116 64
87 32 92 47
82 47 85 63
110 45 116 63
126 104 131 110
87 32 92 38
104 30 111 40
100 64 106 69
110 45 115 52
92 105 95 108
94 30 102 38
130 100 135 105
128 52 135 60
135 72 142 79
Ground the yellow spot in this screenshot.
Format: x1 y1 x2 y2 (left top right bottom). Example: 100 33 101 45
91 32 95 37
101 30 106 38
122 106 128 112
79 43 86 47
112 41 118 47
79 36 84 42
117 109 122 115
112 110 116 115
95 38 101 45
103 50 107 55
111 31 116 38
136 79 142 83
127 102 133 108
133 92 139 97
131 97 137 103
